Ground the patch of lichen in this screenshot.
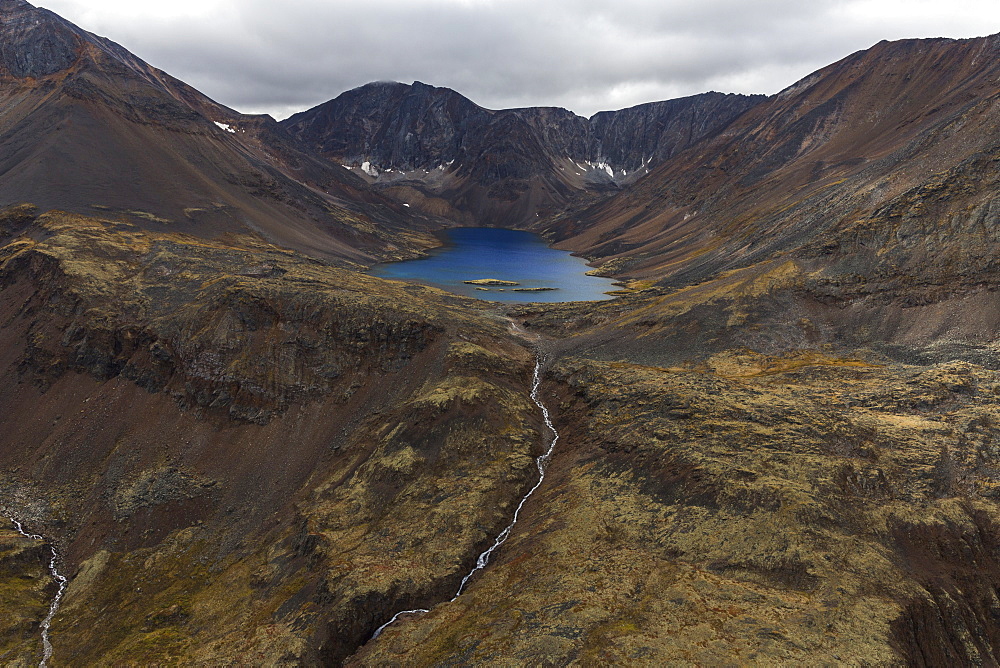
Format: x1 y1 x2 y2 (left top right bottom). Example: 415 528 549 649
1 211 516 423
0 531 49 665
409 375 498 409
616 259 804 329
700 348 878 378
355 353 1000 664
52 515 335 664
0 210 547 664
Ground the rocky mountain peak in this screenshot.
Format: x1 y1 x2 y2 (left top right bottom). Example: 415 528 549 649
283 83 764 225
0 0 181 88
0 0 82 78
284 80 490 173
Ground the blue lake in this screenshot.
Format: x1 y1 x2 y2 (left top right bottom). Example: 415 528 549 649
371 227 619 302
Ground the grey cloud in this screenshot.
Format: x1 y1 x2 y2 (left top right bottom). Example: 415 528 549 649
40 0 1000 118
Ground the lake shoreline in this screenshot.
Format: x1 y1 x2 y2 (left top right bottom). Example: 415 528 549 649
370 227 617 303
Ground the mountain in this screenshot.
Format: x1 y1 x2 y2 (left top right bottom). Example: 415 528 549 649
282 81 763 225
0 0 441 265
4 2 1000 664
544 35 1000 286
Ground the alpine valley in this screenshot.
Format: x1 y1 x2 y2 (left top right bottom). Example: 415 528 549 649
1 0 1000 664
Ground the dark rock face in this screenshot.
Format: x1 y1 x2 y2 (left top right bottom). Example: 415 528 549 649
0 0 80 78
890 509 1000 666
285 83 761 178
285 81 491 171
589 93 764 173
282 82 764 225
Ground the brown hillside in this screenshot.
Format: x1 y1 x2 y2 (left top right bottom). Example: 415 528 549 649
0 0 442 265
546 34 1000 291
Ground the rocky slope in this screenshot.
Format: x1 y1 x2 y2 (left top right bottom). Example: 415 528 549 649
0 206 547 664
543 34 1000 291
282 82 762 226
8 205 1000 665
0 0 442 265
355 349 1000 665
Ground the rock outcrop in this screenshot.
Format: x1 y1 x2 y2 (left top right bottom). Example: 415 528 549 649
282 82 762 226
0 209 541 663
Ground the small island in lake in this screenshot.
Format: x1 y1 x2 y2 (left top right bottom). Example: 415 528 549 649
372 228 618 302
512 287 557 292
464 278 519 286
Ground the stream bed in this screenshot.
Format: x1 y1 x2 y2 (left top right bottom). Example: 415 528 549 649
371 357 558 639
10 519 67 668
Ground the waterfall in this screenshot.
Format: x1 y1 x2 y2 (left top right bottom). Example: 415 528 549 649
10 519 68 668
371 357 558 639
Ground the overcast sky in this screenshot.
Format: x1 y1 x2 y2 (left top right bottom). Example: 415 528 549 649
38 0 1000 120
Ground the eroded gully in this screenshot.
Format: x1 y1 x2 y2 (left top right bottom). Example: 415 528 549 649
10 518 68 668
370 355 558 639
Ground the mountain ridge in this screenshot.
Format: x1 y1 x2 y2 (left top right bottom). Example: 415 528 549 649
0 0 445 265
282 81 764 226
538 32 1000 284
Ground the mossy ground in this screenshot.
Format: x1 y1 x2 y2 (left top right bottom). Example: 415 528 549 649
5 209 1000 664
0 210 540 664
355 353 1000 665
0 530 50 666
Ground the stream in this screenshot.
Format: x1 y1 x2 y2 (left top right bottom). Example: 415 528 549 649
371 357 558 639
10 519 67 668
